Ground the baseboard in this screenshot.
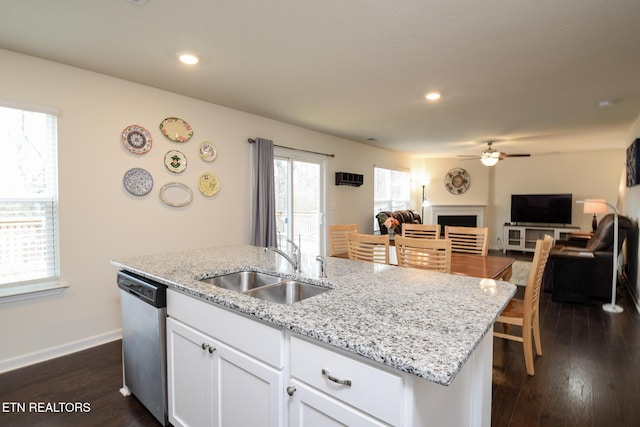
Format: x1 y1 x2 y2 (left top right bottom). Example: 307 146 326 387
625 282 640 314
0 329 122 374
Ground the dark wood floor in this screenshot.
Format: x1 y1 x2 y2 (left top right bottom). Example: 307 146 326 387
1 282 639 426
0 339 157 427
492 282 640 427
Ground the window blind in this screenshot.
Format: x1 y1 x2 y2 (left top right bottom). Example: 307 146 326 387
0 106 59 287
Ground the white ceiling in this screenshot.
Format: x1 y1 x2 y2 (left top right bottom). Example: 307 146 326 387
2 0 639 158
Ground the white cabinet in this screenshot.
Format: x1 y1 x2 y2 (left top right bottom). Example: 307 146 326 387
289 336 404 426
166 288 494 427
289 380 388 427
503 225 576 253
167 317 215 427
167 290 284 427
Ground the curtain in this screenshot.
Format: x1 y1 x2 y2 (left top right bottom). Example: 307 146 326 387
251 138 278 247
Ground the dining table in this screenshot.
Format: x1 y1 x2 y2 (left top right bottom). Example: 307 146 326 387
334 249 515 281
449 252 514 280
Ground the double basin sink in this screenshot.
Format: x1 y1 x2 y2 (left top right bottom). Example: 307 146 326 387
200 270 330 304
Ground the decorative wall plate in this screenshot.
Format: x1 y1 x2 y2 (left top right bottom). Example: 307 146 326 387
123 167 153 196
199 141 217 161
198 172 220 197
121 124 152 154
164 150 187 173
159 117 193 142
445 168 470 195
159 182 193 207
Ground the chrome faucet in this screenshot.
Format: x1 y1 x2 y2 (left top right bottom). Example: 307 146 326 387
269 238 301 273
316 255 327 278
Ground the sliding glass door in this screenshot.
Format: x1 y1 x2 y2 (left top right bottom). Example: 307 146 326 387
274 149 326 256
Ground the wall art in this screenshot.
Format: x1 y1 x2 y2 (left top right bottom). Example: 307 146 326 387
122 124 152 154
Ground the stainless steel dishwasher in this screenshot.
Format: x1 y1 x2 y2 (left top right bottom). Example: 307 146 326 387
117 270 168 426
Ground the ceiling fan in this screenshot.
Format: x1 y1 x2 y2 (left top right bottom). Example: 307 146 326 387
460 141 531 166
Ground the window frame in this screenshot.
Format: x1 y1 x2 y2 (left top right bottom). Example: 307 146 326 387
373 166 411 233
0 101 66 303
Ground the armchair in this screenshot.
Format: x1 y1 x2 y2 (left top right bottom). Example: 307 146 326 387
543 213 634 303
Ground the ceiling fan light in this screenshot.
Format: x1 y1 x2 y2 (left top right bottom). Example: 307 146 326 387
480 155 499 167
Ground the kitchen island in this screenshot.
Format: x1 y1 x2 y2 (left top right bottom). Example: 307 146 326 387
112 245 516 427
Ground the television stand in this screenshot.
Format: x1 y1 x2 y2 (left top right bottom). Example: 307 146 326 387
502 224 578 254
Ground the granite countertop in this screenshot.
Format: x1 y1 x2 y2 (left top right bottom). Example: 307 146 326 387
111 245 515 386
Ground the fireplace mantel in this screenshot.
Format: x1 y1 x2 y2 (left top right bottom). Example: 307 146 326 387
430 205 486 227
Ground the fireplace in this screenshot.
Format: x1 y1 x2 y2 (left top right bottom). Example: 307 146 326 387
437 215 477 228
430 205 485 230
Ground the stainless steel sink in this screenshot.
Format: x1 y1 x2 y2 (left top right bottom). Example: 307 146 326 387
245 280 330 304
200 271 330 304
200 271 282 292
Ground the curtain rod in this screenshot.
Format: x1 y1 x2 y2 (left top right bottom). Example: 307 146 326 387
248 138 335 158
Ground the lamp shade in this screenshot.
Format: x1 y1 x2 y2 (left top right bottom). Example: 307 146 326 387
582 199 607 214
480 152 500 166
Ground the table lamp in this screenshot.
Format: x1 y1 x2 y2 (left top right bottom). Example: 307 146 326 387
576 199 623 313
582 198 607 232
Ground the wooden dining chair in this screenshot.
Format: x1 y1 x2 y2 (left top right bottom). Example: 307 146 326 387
328 224 358 256
444 226 489 256
395 236 451 273
401 223 441 239
494 235 553 376
346 232 390 264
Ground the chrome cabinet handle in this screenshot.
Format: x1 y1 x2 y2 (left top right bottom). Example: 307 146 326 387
286 386 296 396
201 343 216 353
321 369 352 387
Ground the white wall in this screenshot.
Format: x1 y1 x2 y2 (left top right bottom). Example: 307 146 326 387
620 113 640 307
491 150 625 245
0 49 413 370
414 151 625 250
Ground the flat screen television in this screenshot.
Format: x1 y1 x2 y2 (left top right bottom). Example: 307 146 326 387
510 194 572 225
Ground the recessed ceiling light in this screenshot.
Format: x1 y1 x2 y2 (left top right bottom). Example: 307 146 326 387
425 92 441 101
178 53 200 65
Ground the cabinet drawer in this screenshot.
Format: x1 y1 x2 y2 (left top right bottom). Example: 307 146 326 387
167 289 284 368
290 336 404 426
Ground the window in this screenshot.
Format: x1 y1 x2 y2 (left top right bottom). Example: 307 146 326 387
374 167 410 232
274 148 326 255
0 104 59 289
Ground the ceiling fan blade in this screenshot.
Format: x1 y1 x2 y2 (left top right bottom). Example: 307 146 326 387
457 155 481 158
502 153 531 158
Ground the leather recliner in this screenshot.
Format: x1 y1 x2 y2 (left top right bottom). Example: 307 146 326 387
543 213 634 302
376 210 422 234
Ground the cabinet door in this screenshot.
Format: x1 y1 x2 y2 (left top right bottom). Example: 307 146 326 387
289 380 387 427
167 317 215 427
504 227 524 251
215 343 284 427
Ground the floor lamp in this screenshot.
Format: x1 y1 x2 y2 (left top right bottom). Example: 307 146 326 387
577 199 623 313
421 181 431 223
